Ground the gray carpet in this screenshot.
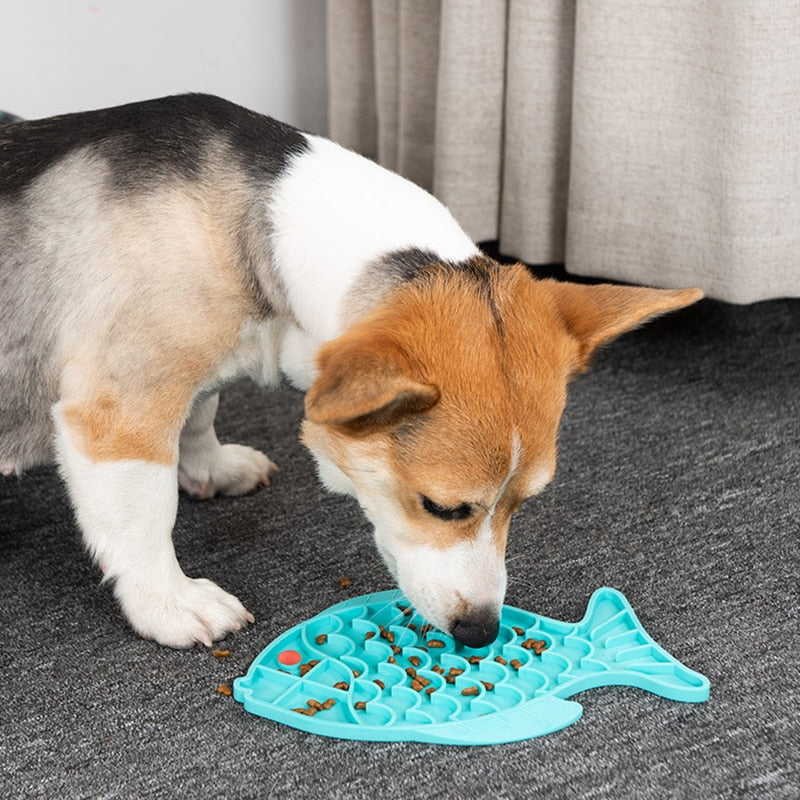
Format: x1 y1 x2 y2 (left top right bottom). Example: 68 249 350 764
1 288 798 799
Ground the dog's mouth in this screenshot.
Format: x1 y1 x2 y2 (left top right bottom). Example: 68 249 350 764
372 524 504 648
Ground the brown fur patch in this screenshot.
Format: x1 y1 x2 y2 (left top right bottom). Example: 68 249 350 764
58 181 258 464
304 259 702 552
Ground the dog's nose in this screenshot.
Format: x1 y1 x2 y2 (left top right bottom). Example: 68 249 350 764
451 613 500 648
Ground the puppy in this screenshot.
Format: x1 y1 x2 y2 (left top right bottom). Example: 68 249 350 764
0 94 702 648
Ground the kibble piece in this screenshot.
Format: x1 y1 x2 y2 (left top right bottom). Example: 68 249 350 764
339 577 351 588
461 686 480 696
391 645 402 655
307 699 324 711
315 634 328 645
299 659 321 677
405 667 418 678
513 626 526 636
408 655 421 668
321 698 336 710
494 655 508 665
480 681 495 691
510 658 523 671
365 631 376 640
427 639 446 648
212 648 231 659
448 667 464 677
416 675 431 688
216 684 232 696
333 681 350 691
425 686 436 696
373 679 385 690
519 637 548 655
410 679 424 691
397 605 412 616
352 669 361 678
419 624 434 636
444 675 455 685
388 656 397 665
432 665 444 675
292 707 316 716
467 655 483 665
379 625 395 644
354 701 367 710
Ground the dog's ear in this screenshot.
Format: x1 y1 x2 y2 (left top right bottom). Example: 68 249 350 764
543 281 704 372
305 334 439 433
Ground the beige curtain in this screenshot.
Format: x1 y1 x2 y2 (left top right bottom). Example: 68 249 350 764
326 0 800 303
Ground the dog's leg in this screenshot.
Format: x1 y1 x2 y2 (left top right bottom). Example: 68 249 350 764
53 402 254 648
178 393 277 499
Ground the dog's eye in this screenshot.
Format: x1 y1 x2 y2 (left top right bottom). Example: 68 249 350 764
421 495 473 521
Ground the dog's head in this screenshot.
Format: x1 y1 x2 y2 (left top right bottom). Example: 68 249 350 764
303 259 702 647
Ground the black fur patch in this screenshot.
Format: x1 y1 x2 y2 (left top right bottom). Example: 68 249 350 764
380 249 507 333
0 93 309 196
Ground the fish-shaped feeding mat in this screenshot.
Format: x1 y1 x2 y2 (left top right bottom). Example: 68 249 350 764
234 587 709 745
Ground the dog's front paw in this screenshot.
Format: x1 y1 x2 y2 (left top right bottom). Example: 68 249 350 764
179 444 278 499
115 573 255 648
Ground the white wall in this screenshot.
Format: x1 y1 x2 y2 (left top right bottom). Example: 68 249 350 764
0 0 328 133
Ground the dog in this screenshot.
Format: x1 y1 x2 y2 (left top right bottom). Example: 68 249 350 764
0 94 702 648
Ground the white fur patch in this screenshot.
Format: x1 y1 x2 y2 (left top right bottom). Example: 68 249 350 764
52 405 253 647
269 134 480 345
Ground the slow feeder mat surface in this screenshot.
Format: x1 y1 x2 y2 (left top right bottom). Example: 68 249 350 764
234 587 709 745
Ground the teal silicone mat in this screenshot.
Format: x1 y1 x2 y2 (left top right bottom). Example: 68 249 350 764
234 587 709 745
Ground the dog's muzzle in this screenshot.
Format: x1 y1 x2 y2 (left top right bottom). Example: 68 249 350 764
450 611 500 649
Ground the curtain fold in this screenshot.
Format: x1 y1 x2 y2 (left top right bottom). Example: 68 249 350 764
327 0 800 302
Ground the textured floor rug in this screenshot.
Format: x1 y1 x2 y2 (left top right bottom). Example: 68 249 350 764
1 286 797 799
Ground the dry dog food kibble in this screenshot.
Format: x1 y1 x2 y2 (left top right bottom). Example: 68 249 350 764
333 681 350 691
510 658 522 671
513 626 526 636
522 638 548 655
426 639 446 648
315 634 328 645
339 577 351 588
494 655 508 665
379 625 395 644
461 686 480 696
216 684 233 696
373 679 385 690
298 659 320 677
481 681 495 691
354 701 367 710
212 648 231 658
408 655 421 668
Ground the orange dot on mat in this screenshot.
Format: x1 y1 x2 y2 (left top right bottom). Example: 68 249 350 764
277 649 302 666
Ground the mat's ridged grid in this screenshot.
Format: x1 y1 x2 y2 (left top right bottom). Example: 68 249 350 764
234 588 709 744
